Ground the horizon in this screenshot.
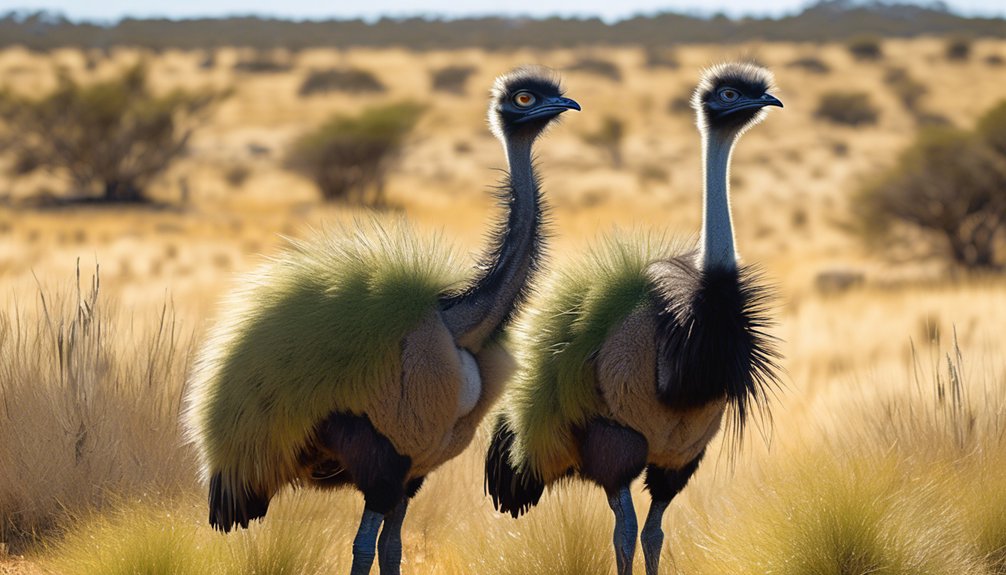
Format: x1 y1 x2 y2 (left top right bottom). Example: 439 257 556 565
7 0 1006 24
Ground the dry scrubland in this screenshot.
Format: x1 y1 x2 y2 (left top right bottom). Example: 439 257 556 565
1 38 1005 573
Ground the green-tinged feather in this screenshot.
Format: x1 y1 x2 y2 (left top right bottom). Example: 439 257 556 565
185 216 466 493
503 231 686 481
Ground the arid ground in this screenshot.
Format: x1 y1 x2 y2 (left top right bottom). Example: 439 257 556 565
1 38 1005 574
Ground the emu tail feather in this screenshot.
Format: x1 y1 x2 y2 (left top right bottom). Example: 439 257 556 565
484 415 544 518
208 472 270 532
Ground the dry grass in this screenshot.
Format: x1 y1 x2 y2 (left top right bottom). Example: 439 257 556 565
0 264 196 549
0 39 1005 572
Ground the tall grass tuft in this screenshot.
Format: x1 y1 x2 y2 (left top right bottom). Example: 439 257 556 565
675 332 1003 575
0 263 196 549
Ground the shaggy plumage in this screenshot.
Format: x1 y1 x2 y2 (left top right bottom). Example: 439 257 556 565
186 218 466 526
186 68 578 575
485 235 779 509
486 62 783 575
488 233 679 485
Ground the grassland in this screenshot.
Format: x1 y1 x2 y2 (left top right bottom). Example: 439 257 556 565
1 38 1005 573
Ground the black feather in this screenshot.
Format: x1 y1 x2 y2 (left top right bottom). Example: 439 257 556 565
208 472 270 533
648 254 781 444
484 415 545 518
439 164 550 340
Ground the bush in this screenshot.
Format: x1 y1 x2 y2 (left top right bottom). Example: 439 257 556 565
285 102 424 205
643 47 679 69
785 55 831 74
976 99 1006 158
884 67 927 113
985 54 1004 66
0 65 224 203
847 35 884 61
430 65 476 95
567 57 621 82
232 53 291 73
667 88 694 115
815 91 879 126
855 128 1006 270
0 266 194 548
945 36 972 61
581 115 625 168
298 67 385 97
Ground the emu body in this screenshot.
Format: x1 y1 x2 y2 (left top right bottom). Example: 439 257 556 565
486 63 782 575
186 67 578 574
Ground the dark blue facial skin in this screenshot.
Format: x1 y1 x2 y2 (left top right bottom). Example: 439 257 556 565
496 76 581 138
701 80 783 133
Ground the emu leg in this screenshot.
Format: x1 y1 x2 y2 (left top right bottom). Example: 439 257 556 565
350 509 384 575
641 451 705 575
606 486 638 575
640 500 669 575
377 498 408 575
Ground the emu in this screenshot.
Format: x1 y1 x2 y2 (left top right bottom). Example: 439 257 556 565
185 67 578 575
485 62 783 575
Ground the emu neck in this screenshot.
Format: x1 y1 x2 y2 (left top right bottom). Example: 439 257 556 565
441 134 541 351
699 131 738 272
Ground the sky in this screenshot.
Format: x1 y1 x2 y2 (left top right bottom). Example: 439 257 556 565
6 0 1006 23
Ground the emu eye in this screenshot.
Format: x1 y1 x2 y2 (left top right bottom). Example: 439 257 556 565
513 91 536 108
719 88 740 103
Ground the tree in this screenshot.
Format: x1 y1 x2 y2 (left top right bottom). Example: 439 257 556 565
285 102 423 206
855 128 1006 270
977 100 1006 158
582 115 625 168
0 64 224 203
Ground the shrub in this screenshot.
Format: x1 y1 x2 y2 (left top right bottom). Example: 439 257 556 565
232 53 291 73
976 99 1006 158
0 266 194 549
847 35 884 61
285 102 424 205
643 47 679 69
854 128 1006 270
198 50 216 70
785 55 831 74
945 36 972 61
884 67 927 113
298 67 385 97
667 89 694 115
567 57 621 82
0 65 224 203
815 91 879 126
985 54 1004 66
430 65 476 95
581 115 625 168
223 163 251 188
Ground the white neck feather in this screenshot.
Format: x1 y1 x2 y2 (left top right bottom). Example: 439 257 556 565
699 131 738 272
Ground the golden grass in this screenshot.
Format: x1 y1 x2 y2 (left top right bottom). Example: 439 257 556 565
0 265 196 548
1 38 1005 573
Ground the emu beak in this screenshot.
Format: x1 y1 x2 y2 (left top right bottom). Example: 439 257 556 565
515 96 581 123
723 94 783 115
760 94 783 108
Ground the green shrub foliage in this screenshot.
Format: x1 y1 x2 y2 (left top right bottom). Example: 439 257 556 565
285 102 424 205
856 127 1006 270
0 65 223 202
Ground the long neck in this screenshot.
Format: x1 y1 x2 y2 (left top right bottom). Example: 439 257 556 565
699 130 738 272
441 134 543 350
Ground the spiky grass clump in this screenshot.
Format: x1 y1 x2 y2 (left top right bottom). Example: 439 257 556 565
501 232 682 481
0 265 193 549
185 217 466 497
673 337 1005 575
44 492 357 575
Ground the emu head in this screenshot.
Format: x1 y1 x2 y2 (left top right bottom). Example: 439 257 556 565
489 66 580 142
693 62 782 137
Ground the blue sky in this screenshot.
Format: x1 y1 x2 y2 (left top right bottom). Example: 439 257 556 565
7 0 1006 22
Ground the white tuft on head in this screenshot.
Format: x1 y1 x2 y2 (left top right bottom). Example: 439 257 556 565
487 65 563 142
